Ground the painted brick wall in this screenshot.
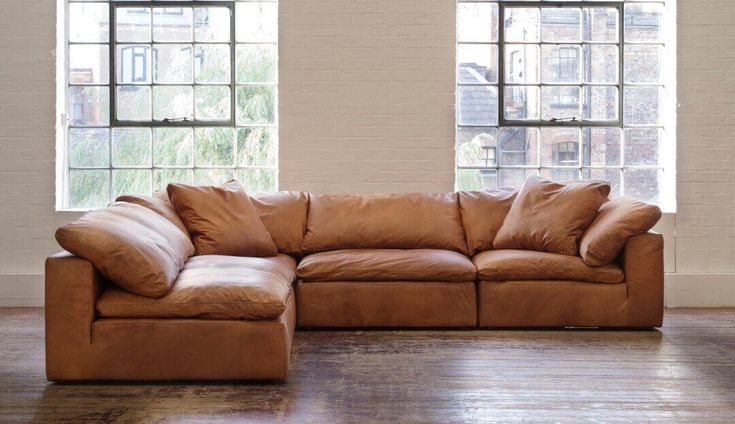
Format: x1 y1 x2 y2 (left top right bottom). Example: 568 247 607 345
0 0 733 304
676 0 735 273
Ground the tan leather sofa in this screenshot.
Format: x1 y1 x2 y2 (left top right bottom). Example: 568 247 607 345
45 191 663 381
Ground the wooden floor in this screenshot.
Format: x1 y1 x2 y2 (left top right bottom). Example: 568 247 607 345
1 309 734 423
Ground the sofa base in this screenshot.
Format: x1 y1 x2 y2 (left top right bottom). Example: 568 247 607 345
478 280 660 328
296 281 477 328
49 295 296 382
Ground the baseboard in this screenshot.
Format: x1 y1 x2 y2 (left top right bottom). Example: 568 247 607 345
665 273 735 307
1 272 734 308
0 274 44 307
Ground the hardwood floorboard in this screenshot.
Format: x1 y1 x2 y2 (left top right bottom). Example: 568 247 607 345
0 308 734 423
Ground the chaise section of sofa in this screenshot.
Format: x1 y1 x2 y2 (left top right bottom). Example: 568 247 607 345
45 252 297 382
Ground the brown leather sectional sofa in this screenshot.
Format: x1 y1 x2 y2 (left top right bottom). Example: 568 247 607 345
45 190 663 381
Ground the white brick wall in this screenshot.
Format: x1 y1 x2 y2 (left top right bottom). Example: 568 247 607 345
0 0 733 305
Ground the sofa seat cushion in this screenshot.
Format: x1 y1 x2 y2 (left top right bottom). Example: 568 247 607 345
96 254 297 320
473 249 624 284
297 249 477 282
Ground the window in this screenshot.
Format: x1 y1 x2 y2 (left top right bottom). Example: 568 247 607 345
456 1 676 211
59 0 278 209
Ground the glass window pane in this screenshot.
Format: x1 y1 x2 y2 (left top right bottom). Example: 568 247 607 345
194 168 235 186
582 127 621 167
583 86 618 121
624 86 660 125
505 8 540 43
236 2 277 42
153 86 194 121
237 168 277 193
583 7 618 43
116 7 151 43
69 3 109 43
69 45 109 85
195 45 231 84
112 128 151 167
153 128 193 167
583 44 618 84
238 127 277 167
457 168 498 191
499 127 539 167
541 45 581 84
458 86 498 126
195 128 234 166
113 169 152 197
195 86 231 121
195 7 231 42
541 86 580 121
583 168 621 197
116 86 151 121
236 85 276 125
624 127 661 166
237 44 277 83
625 3 663 43
499 169 538 188
69 170 110 209
504 86 539 121
117 45 152 84
153 7 193 42
541 8 581 43
153 169 193 191
68 86 110 126
541 127 580 167
69 128 110 168
457 127 498 168
457 44 498 85
457 3 498 43
624 169 660 203
624 45 662 84
505 45 540 84
153 44 193 84
541 168 579 182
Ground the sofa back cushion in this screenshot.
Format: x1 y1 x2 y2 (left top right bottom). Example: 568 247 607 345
55 202 194 297
251 191 309 255
494 176 610 256
458 189 517 255
302 193 468 253
167 180 278 257
579 197 662 266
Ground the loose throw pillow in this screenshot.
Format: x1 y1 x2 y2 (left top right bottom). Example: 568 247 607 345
579 197 662 266
493 176 610 256
167 180 278 257
55 202 193 297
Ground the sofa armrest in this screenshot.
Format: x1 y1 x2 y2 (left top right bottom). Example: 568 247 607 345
45 251 103 381
618 232 664 327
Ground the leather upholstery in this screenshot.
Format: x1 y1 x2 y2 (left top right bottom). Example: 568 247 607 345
116 193 192 238
620 233 664 327
302 193 469 254
297 249 477 282
473 249 624 284
97 254 296 320
297 281 477 327
458 189 517 255
580 197 662 266
55 202 193 298
45 252 102 381
89 295 296 381
251 191 309 256
167 180 278 257
494 176 610 255
478 280 628 327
